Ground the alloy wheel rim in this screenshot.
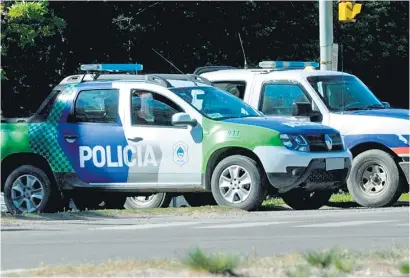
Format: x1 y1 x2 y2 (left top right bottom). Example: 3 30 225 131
11 175 44 213
219 165 252 204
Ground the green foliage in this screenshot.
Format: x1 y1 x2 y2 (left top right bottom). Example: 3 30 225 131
182 247 240 275
1 1 66 80
333 257 353 273
301 248 355 276
5 1 66 47
304 249 338 268
285 265 311 277
400 261 409 274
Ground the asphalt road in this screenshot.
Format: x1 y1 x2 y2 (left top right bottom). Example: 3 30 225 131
1 207 409 271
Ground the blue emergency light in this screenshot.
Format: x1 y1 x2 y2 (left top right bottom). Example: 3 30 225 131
258 61 319 69
80 63 143 72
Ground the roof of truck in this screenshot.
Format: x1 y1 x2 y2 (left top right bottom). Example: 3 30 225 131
201 68 353 81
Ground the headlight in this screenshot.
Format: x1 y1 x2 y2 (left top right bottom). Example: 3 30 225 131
279 134 310 152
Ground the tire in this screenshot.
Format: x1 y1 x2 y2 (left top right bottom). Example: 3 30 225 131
183 192 217 207
103 194 127 209
3 165 62 214
280 190 333 210
347 149 402 207
124 193 172 209
210 155 267 211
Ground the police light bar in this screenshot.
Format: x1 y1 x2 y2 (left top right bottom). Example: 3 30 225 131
258 61 319 69
80 64 143 72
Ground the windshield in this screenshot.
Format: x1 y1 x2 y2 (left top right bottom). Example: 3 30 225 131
169 86 262 120
306 75 384 112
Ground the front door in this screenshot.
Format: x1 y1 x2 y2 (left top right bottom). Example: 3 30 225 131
121 87 203 189
258 81 312 121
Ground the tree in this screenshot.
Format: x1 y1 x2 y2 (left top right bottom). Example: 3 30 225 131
1 0 66 80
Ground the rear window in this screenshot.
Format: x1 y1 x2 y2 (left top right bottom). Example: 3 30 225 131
74 89 119 123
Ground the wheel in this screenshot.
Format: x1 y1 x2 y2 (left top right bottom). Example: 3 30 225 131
183 192 217 207
71 192 104 211
3 165 62 214
124 193 172 209
280 190 333 210
210 155 267 211
103 194 127 209
347 149 402 207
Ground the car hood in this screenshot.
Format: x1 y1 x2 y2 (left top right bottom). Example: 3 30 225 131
340 108 410 120
221 117 339 134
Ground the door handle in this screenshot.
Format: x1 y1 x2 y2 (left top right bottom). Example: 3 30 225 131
128 137 143 143
64 135 78 143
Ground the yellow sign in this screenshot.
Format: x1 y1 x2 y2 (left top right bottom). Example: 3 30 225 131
339 1 362 22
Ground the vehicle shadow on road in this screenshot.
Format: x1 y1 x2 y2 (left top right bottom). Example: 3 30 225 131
1 210 120 222
258 205 293 211
326 200 409 209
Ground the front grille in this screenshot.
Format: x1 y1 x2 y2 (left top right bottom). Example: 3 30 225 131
305 133 344 152
305 168 348 183
305 169 336 183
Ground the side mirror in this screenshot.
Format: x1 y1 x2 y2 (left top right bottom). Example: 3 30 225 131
292 102 313 117
171 112 197 127
382 101 391 108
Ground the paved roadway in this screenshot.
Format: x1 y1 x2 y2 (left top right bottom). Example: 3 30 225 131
1 207 409 271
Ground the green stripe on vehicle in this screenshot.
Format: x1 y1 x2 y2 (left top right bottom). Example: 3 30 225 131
1 123 31 159
28 87 76 173
201 117 283 173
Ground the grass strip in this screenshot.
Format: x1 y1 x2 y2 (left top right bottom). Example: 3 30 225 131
3 246 408 277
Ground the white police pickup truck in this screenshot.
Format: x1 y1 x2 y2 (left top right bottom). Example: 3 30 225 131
198 61 410 208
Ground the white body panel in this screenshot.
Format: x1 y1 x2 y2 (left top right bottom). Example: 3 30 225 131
114 82 205 187
253 146 352 173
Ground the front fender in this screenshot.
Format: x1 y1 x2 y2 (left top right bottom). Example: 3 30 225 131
201 119 282 173
343 133 410 154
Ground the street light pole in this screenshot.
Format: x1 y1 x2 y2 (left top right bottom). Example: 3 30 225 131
319 0 334 70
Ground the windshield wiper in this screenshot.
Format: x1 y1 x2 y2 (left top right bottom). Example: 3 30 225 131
364 104 385 109
343 107 365 111
343 104 385 111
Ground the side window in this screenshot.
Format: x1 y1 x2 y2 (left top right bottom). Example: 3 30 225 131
131 90 184 126
260 84 310 116
213 81 246 99
74 89 119 123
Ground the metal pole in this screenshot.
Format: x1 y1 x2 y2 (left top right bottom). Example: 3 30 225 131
319 0 334 70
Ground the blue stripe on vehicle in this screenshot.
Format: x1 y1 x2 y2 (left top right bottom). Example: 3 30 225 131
339 109 410 120
222 117 340 134
344 134 410 150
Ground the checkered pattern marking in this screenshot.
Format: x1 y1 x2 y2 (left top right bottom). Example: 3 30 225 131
28 88 75 173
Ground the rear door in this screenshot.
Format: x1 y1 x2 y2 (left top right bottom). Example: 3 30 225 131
59 86 130 185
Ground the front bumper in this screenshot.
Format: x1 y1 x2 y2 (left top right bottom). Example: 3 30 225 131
253 146 352 193
267 158 351 193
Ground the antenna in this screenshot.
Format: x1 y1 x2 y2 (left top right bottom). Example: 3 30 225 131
238 33 248 69
152 48 185 74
